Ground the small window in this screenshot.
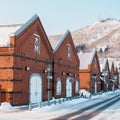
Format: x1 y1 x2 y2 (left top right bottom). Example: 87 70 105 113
56 78 62 95
67 44 71 60
75 80 79 93
34 34 40 55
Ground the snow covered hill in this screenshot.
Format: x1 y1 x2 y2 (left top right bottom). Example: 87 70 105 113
48 19 120 65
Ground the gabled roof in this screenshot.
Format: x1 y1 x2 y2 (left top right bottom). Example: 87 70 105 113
54 30 70 52
109 61 114 72
103 59 107 70
14 14 38 36
0 14 39 47
48 34 62 49
99 59 109 72
77 50 96 69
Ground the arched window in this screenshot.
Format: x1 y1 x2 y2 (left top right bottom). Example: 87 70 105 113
75 80 79 93
56 78 62 95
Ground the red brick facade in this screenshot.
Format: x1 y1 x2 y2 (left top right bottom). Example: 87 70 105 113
0 15 80 106
78 51 101 94
53 31 80 98
100 59 110 91
0 15 53 105
109 62 119 90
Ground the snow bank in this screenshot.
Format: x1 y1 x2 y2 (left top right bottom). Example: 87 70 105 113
0 102 14 111
79 89 91 98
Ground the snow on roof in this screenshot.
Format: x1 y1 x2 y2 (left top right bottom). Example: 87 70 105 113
0 14 39 47
99 59 108 72
0 24 21 47
107 58 116 72
77 50 96 69
14 14 39 36
99 63 103 72
109 61 114 72
103 59 107 70
54 30 70 52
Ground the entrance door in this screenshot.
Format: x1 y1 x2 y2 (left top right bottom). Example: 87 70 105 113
30 74 42 104
66 78 72 97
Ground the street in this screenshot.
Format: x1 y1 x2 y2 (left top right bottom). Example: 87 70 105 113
51 92 120 120
1 91 120 120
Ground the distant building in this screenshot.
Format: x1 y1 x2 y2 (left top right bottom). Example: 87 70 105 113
99 59 111 91
78 50 101 94
109 61 119 90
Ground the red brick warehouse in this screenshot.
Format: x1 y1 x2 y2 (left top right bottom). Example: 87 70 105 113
50 30 80 99
78 50 101 94
0 15 53 105
99 59 110 91
109 61 119 90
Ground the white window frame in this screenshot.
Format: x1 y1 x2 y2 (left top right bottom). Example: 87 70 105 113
67 44 71 60
56 78 62 95
34 33 40 55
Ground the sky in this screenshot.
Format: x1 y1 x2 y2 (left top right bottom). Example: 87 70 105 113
0 0 120 35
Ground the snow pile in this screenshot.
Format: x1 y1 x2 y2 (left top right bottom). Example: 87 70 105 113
79 89 91 98
0 90 120 120
0 102 14 111
0 25 21 47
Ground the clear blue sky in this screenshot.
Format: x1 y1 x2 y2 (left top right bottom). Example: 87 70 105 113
0 0 120 35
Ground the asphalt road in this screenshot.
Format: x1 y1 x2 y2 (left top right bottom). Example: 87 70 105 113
51 93 120 120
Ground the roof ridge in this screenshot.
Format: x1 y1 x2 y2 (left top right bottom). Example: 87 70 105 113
13 14 39 36
54 30 70 51
0 24 22 27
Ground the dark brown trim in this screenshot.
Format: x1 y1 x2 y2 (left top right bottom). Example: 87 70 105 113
54 61 78 69
0 79 23 82
14 53 51 64
1 91 22 94
0 67 22 70
0 54 13 56
0 53 51 64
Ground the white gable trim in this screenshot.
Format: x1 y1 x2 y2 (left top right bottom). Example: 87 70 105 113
54 30 70 52
89 49 96 64
109 61 114 72
14 14 39 36
103 59 107 70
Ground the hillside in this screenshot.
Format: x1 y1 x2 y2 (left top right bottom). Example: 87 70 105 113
48 19 120 66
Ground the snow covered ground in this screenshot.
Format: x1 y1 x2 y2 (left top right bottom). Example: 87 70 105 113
0 90 120 120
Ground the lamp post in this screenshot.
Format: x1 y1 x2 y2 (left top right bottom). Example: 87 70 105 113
46 64 52 105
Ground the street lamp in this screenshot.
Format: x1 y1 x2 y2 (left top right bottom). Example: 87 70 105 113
46 64 52 105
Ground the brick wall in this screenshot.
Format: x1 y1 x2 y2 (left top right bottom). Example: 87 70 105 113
53 32 80 98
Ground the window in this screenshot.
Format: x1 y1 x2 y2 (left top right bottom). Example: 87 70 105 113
67 44 71 60
56 78 62 95
34 34 40 55
75 80 79 93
